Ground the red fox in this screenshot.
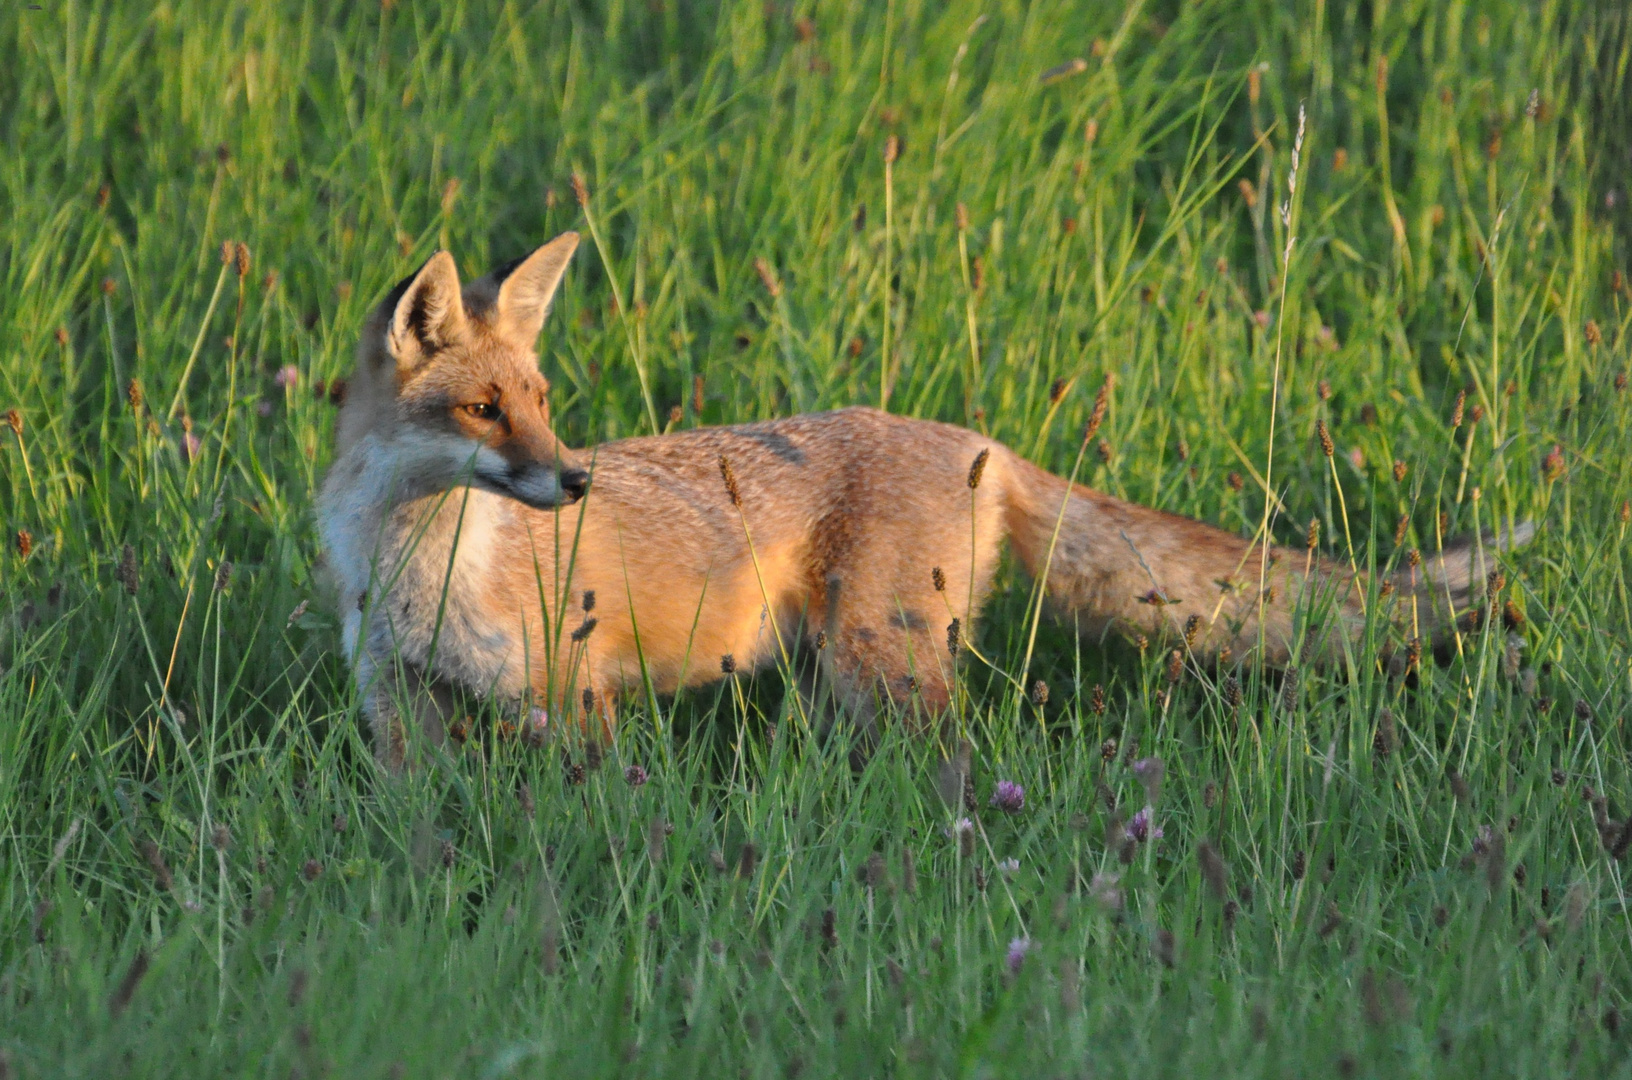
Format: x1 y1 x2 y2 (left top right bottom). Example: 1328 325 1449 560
319 232 1527 768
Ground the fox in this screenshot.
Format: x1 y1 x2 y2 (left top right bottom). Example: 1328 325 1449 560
319 231 1529 769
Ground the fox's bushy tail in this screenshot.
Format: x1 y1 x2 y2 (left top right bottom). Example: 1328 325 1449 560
999 451 1531 666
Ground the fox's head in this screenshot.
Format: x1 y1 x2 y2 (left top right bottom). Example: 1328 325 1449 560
338 232 589 509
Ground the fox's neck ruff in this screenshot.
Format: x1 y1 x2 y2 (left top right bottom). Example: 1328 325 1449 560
318 433 526 697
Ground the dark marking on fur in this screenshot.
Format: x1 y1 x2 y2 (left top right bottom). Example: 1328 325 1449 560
855 626 876 642
737 427 806 465
890 609 928 631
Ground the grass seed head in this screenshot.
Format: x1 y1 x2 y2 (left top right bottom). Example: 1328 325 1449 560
966 448 989 490
1375 708 1398 758
115 544 139 595
1278 669 1299 712
1197 840 1229 900
753 256 781 297
140 839 172 892
718 455 742 506
861 851 885 890
1083 374 1113 442
109 949 150 1018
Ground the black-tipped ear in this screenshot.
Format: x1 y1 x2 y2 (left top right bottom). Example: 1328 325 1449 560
385 251 466 372
487 232 579 348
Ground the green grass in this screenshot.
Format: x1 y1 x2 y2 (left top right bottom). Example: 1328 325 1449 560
3 0 1631 1075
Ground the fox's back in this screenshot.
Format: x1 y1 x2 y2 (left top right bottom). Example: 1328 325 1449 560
575 406 992 536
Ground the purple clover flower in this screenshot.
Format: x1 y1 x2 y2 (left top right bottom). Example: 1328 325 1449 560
989 780 1025 813
623 764 649 787
1006 936 1031 975
181 431 202 462
275 365 300 389
1126 805 1163 844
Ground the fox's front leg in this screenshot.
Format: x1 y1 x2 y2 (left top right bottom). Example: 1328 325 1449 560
358 647 455 772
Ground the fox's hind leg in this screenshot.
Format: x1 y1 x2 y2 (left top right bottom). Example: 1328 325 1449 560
815 577 958 740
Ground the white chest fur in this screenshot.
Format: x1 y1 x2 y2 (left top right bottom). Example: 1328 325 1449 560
318 436 526 698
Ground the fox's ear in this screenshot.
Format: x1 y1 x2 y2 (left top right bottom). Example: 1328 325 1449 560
487 231 579 349
384 251 466 372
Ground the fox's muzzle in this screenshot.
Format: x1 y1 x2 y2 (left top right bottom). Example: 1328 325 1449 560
474 462 589 510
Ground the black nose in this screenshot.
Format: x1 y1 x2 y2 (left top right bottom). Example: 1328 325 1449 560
560 469 590 502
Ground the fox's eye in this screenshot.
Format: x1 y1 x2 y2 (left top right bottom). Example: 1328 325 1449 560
463 402 501 422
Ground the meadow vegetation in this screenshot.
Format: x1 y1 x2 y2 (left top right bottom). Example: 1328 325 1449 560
1 0 1630 1074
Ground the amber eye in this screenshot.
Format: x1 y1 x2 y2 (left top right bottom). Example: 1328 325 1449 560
463 402 501 422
